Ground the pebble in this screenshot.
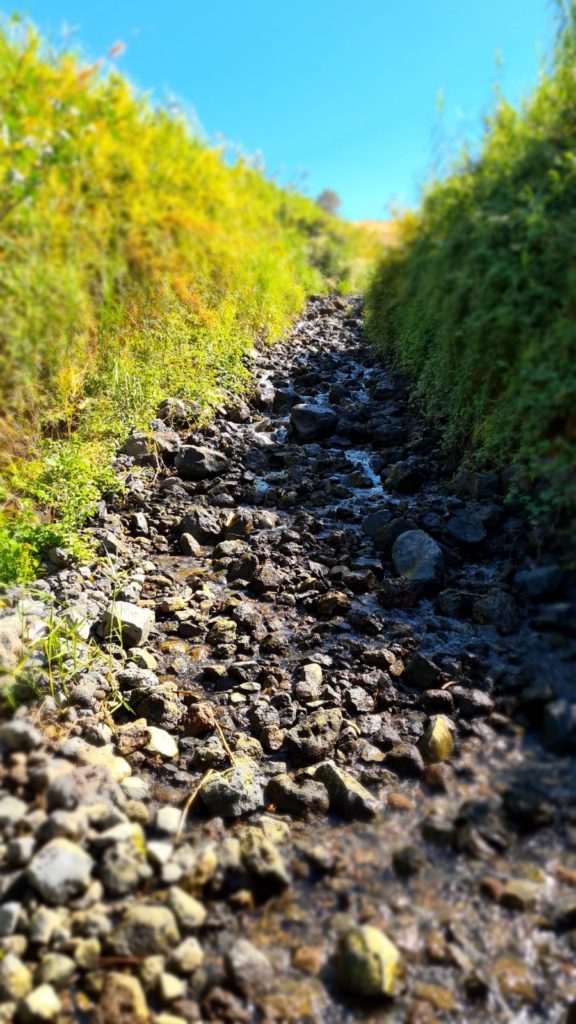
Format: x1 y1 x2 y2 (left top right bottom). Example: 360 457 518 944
27 839 93 904
335 924 401 997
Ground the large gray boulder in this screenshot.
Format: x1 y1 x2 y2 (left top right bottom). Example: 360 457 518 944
391 530 444 584
175 445 229 480
290 403 339 441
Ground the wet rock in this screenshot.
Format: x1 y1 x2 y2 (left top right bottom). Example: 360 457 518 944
224 938 273 998
402 653 443 690
385 459 424 494
335 924 401 997
266 773 329 816
175 445 229 480
310 591 350 616
200 761 264 818
27 839 93 904
514 565 562 598
446 512 487 546
313 761 379 819
180 532 203 556
543 699 576 753
450 687 494 718
385 742 424 778
285 708 343 765
180 508 223 545
239 826 290 894
419 716 454 764
98 601 154 648
473 591 518 635
362 509 393 538
501 879 541 911
110 904 180 956
392 530 444 584
373 516 417 553
290 404 338 440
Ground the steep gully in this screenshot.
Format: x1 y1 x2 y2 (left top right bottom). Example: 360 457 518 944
1 295 575 1023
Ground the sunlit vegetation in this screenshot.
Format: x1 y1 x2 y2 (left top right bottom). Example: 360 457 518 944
365 4 576 521
0 18 369 583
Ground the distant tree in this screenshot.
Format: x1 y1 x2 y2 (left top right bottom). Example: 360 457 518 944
316 189 341 216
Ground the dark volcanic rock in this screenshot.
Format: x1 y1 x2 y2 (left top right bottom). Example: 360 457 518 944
175 445 229 480
290 403 339 440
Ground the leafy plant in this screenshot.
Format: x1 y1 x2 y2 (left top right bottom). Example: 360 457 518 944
365 3 576 520
0 16 371 583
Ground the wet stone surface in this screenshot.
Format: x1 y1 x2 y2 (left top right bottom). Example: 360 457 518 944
1 294 575 1022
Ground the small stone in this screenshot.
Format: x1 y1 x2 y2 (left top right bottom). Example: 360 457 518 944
95 973 148 1024
419 716 454 764
310 591 350 617
0 903 20 936
0 720 42 751
145 726 179 758
155 807 182 835
186 702 216 737
239 826 290 894
335 924 401 997
313 761 379 819
224 938 274 998
285 708 343 766
167 888 207 931
266 774 329 816
168 937 204 974
450 687 494 718
180 533 203 556
36 954 75 987
159 972 186 1002
111 905 180 956
0 954 32 1000
200 761 264 818
17 984 61 1022
27 839 93 904
98 602 154 648
385 742 424 778
0 794 28 828
28 909 60 946
501 879 541 911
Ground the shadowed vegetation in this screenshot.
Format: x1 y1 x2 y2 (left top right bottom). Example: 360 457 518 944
365 4 576 522
0 18 371 583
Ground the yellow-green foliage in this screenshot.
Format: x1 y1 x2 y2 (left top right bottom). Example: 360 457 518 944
365 6 576 519
0 18 367 583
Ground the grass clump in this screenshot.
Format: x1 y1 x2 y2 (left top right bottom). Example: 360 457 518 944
365 4 576 520
0 17 368 583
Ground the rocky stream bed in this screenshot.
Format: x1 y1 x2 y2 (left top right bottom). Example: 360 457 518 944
0 295 575 1024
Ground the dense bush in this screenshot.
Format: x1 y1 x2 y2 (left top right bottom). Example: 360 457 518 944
0 18 369 582
365 4 576 520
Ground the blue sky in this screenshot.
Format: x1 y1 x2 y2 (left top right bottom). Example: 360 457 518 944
13 0 553 219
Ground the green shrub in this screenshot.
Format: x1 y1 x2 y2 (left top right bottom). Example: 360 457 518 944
0 17 369 583
365 3 576 519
